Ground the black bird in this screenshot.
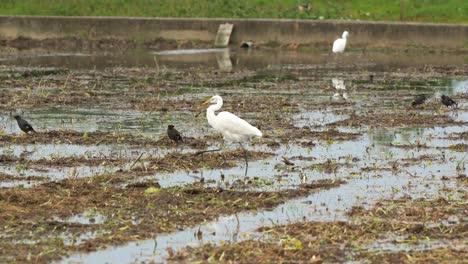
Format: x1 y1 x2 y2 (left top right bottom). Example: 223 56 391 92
14 115 36 133
412 95 427 107
441 95 457 108
167 125 183 143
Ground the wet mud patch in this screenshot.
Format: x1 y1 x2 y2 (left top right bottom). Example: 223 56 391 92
0 172 46 182
304 159 351 174
133 149 274 174
0 175 337 263
348 196 467 225
286 127 362 142
332 111 465 128
0 154 129 168
0 130 207 148
0 172 46 188
226 94 301 114
180 196 467 263
130 96 196 112
389 142 467 153
399 154 443 167
0 78 111 110
446 131 468 140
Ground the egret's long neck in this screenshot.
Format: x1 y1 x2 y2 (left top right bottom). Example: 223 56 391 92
206 100 222 126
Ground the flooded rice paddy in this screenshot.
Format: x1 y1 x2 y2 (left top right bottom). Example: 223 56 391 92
0 45 467 263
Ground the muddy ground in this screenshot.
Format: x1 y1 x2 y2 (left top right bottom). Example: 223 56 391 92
0 42 466 263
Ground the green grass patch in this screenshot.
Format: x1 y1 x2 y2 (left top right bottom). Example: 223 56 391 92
0 0 466 23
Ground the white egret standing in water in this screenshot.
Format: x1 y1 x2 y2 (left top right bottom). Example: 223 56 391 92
332 31 349 53
199 95 262 176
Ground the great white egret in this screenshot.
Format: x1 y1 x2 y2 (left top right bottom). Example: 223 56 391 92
199 95 262 175
332 31 349 53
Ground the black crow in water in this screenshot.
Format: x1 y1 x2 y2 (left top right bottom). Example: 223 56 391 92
14 115 36 133
412 95 427 107
441 95 457 108
167 125 183 143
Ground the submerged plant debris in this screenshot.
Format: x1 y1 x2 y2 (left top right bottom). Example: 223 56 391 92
0 43 466 263
0 175 343 262
180 195 467 263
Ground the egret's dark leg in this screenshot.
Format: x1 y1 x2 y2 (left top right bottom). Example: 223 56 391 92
239 143 248 176
194 148 222 156
195 141 225 156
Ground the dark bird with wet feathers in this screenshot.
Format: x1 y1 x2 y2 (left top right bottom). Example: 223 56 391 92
14 115 36 133
167 125 183 143
441 95 457 108
412 95 427 107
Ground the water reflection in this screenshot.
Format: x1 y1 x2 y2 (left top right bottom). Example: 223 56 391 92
1 107 197 136
1 49 467 71
331 78 348 100
151 48 228 55
332 78 346 90
215 49 232 71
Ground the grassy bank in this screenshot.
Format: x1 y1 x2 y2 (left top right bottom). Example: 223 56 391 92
0 0 466 23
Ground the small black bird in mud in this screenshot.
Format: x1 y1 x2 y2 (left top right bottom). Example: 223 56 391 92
411 95 427 107
441 95 457 108
13 115 36 133
167 125 183 143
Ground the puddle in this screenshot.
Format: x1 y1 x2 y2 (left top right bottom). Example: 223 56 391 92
0 144 130 160
1 107 198 136
294 110 349 127
54 210 107 225
372 125 467 149
0 164 118 181
9 230 103 247
0 180 39 188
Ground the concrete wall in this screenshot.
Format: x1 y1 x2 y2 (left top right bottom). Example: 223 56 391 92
0 16 467 49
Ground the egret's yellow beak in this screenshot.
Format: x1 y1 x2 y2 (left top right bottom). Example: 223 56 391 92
201 98 212 105
195 97 212 117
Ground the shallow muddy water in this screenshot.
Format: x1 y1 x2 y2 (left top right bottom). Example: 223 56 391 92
0 47 466 263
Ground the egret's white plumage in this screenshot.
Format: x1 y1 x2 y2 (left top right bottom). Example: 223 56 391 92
201 95 262 176
332 31 349 53
204 95 262 142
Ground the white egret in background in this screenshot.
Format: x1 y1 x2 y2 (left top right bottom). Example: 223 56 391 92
199 95 262 176
332 31 349 53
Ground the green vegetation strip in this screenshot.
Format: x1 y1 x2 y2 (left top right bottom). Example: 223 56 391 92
0 0 466 23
